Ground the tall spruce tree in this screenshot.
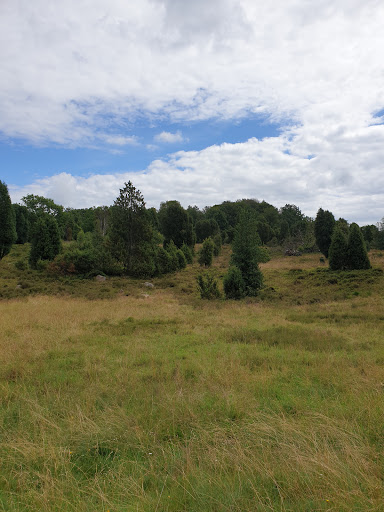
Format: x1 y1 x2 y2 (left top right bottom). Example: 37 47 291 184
314 208 335 258
109 182 155 276
347 223 371 270
0 181 16 259
229 209 263 296
328 225 348 270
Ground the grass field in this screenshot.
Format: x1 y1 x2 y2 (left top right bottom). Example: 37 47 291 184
0 245 384 511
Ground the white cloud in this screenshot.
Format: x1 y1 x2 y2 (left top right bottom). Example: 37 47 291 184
10 127 384 224
154 131 185 143
103 134 139 146
3 0 384 223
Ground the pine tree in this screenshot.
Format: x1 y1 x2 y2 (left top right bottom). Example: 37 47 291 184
0 181 16 259
328 225 348 270
314 208 335 258
347 223 371 270
109 182 156 276
230 209 263 296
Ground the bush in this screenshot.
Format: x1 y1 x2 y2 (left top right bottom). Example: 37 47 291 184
181 243 193 264
347 223 371 270
197 273 221 299
155 246 174 275
213 233 222 257
198 237 214 267
223 266 246 299
176 249 187 269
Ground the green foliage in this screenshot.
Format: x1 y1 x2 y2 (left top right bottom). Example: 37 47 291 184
166 240 180 272
22 194 65 238
109 182 156 277
329 223 371 271
0 181 16 259
347 223 371 270
280 204 306 236
195 218 219 243
181 243 193 264
196 273 221 299
314 208 335 258
155 246 174 275
329 225 348 270
13 204 29 244
213 233 222 256
223 266 246 299
29 216 61 267
198 237 214 267
230 209 263 296
176 249 187 269
158 200 194 248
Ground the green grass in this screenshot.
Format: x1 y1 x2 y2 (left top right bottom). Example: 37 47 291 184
0 245 384 510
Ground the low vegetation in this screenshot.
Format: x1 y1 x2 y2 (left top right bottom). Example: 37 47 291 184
1 244 384 511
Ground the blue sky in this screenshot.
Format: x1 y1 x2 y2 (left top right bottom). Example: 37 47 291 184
0 115 281 187
1 0 384 224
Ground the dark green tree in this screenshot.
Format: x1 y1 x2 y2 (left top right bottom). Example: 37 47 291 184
328 225 348 270
0 181 16 259
158 200 194 248
314 208 335 258
280 204 306 236
29 216 61 267
230 209 263 296
22 194 65 238
223 266 245 299
109 182 155 276
198 237 214 267
13 204 30 244
347 223 371 270
195 218 219 243
181 242 193 264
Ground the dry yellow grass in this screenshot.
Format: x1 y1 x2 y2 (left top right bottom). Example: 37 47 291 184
1 248 384 510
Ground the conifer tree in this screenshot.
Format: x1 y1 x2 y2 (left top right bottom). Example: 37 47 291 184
29 216 61 267
314 208 335 258
229 209 263 296
0 181 16 259
198 237 214 267
347 223 371 270
109 182 155 276
13 204 30 244
328 225 348 270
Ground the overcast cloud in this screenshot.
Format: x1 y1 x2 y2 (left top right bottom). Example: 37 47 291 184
2 0 384 223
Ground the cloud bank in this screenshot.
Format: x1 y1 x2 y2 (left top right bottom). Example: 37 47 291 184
2 0 384 223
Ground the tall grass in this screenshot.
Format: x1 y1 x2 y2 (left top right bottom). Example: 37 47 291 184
0 246 384 510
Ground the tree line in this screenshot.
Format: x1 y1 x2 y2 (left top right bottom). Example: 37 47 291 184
0 179 381 290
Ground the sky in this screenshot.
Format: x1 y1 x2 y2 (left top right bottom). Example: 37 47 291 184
1 0 384 224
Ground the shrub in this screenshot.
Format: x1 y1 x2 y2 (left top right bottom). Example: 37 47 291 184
181 243 193 264
198 237 214 267
213 233 222 257
176 249 187 269
155 246 174 275
329 225 348 270
347 223 371 270
223 266 246 299
197 273 221 299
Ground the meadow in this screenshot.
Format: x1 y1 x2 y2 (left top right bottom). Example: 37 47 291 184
0 245 384 511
